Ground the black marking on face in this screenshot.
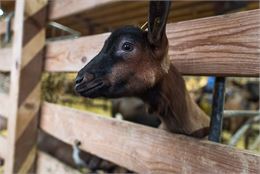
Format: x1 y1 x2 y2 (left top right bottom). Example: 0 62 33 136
74 26 163 98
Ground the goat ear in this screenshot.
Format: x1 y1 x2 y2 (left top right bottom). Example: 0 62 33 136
148 1 171 46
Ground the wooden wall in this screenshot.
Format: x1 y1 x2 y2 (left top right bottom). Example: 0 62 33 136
0 1 259 174
1 0 47 173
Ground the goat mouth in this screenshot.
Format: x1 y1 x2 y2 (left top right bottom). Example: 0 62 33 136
75 80 104 96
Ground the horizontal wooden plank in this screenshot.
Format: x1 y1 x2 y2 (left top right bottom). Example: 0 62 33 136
37 151 81 174
167 9 260 77
55 1 214 35
40 102 260 174
48 0 114 20
106 3 214 28
0 48 12 72
0 135 7 159
68 2 211 31
59 1 197 25
45 32 109 72
45 9 260 77
0 93 9 118
54 1 259 37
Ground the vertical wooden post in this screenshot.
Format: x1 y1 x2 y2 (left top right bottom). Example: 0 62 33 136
5 0 47 173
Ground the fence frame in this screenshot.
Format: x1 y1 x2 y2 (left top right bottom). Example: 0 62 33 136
0 1 259 173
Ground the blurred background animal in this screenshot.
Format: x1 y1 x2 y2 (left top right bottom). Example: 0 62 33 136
111 97 161 128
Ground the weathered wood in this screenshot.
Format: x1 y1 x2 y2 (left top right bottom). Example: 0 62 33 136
0 48 12 72
45 9 260 77
63 1 192 24
93 1 197 23
5 0 47 173
51 1 258 37
106 3 214 28
167 9 260 77
49 0 114 20
0 93 9 118
68 1 208 31
0 136 7 159
55 1 202 35
69 10 215 35
41 102 260 174
36 151 81 174
45 32 109 72
55 1 146 25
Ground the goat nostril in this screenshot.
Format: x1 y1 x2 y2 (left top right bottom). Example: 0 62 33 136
84 73 94 82
75 76 84 84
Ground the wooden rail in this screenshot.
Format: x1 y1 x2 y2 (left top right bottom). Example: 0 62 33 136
2 9 259 75
50 1 258 34
45 9 260 76
107 3 214 28
1 1 259 173
49 0 114 20
0 135 7 159
67 1 212 31
167 9 260 77
5 0 48 173
41 102 260 174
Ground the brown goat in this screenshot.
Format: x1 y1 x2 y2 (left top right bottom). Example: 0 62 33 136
75 1 210 138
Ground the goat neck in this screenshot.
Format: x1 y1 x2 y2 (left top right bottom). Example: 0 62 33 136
142 64 210 138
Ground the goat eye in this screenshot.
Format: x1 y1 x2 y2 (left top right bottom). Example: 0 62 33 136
122 42 133 52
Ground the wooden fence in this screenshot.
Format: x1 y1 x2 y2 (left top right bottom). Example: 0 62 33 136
0 0 260 173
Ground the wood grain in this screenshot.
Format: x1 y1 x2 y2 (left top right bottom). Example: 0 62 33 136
45 9 260 77
5 0 47 173
0 135 7 159
56 1 213 35
25 0 46 17
49 0 114 20
16 83 41 140
0 48 12 72
22 29 45 68
167 9 260 77
41 102 260 174
37 151 81 174
45 32 109 72
6 0 27 171
18 146 36 174
107 3 214 28
68 1 207 31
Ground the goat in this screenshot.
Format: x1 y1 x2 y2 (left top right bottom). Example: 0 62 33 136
75 1 210 138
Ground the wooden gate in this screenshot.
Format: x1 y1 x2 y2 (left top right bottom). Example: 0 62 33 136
0 1 259 173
